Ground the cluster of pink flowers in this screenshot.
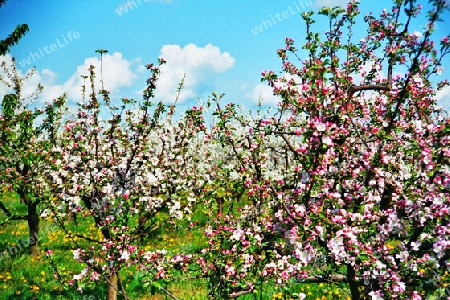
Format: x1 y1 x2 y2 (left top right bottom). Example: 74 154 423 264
37 1 450 299
199 1 450 299
43 59 214 295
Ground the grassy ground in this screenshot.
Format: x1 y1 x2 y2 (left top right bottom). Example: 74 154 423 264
0 192 352 299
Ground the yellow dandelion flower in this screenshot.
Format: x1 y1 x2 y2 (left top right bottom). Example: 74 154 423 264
31 284 40 292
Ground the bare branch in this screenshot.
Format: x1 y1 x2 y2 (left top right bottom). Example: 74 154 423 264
160 287 180 300
0 201 27 222
227 273 348 299
228 289 252 298
298 273 348 283
347 56 393 102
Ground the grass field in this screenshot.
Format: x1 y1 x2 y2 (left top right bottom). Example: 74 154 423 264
0 192 352 299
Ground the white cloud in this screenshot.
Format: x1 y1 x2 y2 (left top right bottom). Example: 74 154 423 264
314 0 349 8
437 85 450 112
0 54 46 104
155 43 235 102
2 45 235 110
245 83 279 105
0 54 15 96
245 72 304 106
45 52 139 105
1 52 141 112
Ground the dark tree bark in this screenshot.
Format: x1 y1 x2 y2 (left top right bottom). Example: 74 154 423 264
27 200 39 256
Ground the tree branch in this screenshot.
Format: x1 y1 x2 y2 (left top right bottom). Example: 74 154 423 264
117 273 130 300
0 201 27 223
227 273 349 298
347 56 393 102
278 132 300 160
298 273 348 283
0 201 12 217
228 289 252 298
160 287 180 300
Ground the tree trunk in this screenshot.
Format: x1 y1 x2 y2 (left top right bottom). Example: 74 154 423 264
347 263 360 299
96 210 118 300
107 272 118 300
65 205 77 224
27 201 39 257
217 197 224 216
86 195 120 300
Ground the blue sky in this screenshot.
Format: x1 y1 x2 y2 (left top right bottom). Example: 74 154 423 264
1 0 449 112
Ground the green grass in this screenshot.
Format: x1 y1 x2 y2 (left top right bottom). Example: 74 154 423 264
0 192 352 299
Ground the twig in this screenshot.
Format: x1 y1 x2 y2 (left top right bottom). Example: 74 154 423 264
298 273 348 283
0 201 27 222
228 289 253 298
160 286 180 300
117 273 130 300
347 56 393 102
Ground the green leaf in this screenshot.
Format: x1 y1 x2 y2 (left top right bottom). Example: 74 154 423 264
331 7 345 18
2 94 18 120
319 7 330 16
